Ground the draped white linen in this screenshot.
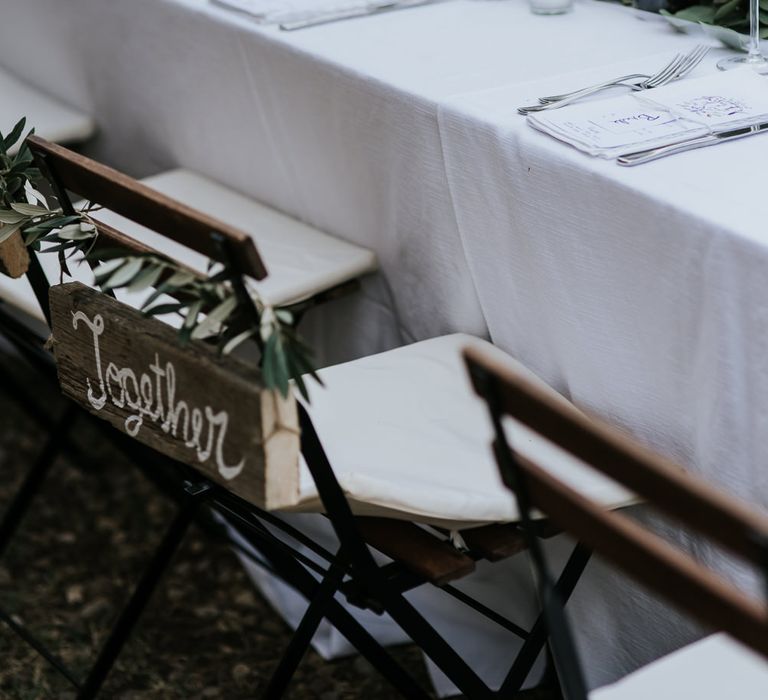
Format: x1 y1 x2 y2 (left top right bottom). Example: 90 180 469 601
1 0 761 694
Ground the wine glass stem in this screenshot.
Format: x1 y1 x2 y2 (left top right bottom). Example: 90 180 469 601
749 0 762 61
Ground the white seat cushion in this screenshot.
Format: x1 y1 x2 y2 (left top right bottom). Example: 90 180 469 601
278 334 635 529
1 168 376 322
590 633 768 700
0 250 181 328
1 66 94 151
0 275 43 321
93 169 378 307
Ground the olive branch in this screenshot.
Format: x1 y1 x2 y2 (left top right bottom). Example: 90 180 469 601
0 117 320 400
663 0 768 38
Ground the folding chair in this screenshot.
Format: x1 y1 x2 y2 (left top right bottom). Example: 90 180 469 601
465 344 768 699
0 132 376 499
0 132 377 546
0 138 393 699
4 140 639 697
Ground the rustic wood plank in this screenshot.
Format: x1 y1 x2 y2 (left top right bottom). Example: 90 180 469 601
27 136 267 281
0 230 30 278
49 282 300 509
355 516 475 585
459 524 529 562
464 345 768 567
521 451 768 660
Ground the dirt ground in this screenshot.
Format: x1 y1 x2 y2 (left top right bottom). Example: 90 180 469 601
0 349 558 700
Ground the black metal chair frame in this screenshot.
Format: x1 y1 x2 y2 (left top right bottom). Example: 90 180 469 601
0 142 594 699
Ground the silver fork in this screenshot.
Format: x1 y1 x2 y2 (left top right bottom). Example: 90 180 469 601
538 50 692 104
517 45 710 115
539 45 710 104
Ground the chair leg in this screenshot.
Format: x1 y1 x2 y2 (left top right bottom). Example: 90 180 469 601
499 543 592 696
228 517 430 699
322 597 431 700
76 485 204 700
377 589 495 700
0 404 78 559
262 560 348 699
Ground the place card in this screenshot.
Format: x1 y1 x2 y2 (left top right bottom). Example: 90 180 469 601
527 69 768 158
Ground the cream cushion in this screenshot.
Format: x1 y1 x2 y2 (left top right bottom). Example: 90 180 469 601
1 66 94 152
0 275 43 322
590 633 768 699
279 334 636 529
94 169 378 307
0 168 377 322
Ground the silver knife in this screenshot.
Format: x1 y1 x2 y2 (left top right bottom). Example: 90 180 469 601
279 0 441 30
617 122 768 166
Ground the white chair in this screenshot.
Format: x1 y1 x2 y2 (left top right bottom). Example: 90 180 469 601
466 344 768 700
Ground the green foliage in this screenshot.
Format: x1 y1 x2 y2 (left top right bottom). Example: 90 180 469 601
91 252 322 400
666 0 768 37
0 116 320 401
0 117 41 208
0 117 96 261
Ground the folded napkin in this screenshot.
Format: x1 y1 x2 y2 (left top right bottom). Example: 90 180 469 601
211 0 380 24
527 69 768 159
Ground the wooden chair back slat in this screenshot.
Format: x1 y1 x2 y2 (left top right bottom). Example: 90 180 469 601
464 346 768 661
521 452 768 658
26 136 267 280
464 345 768 567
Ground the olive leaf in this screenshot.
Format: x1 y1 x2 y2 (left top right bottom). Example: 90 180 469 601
10 202 49 217
191 296 238 340
0 210 27 225
103 258 144 290
0 222 24 244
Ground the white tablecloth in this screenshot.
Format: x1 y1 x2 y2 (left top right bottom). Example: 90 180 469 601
2 0 765 694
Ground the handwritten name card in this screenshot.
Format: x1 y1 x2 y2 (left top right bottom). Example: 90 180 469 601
527 69 768 158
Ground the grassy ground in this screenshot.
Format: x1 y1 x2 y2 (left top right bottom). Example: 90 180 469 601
0 350 559 699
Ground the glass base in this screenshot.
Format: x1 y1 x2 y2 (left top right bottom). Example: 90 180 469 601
717 54 768 74
530 2 573 14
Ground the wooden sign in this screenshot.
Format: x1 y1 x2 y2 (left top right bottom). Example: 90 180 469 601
0 230 30 278
49 282 301 510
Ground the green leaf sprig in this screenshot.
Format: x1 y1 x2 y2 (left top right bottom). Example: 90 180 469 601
1 116 321 401
90 252 322 400
664 0 768 38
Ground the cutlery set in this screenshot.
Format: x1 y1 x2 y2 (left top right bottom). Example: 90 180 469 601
517 45 711 115
516 45 768 165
